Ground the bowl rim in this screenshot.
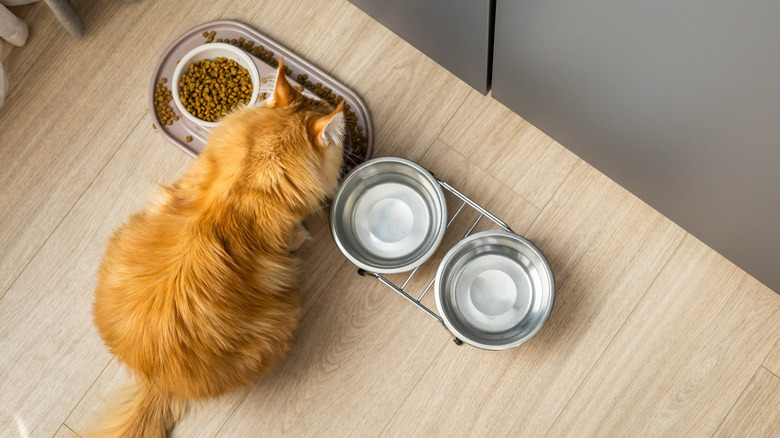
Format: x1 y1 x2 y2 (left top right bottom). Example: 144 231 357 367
434 229 555 350
330 156 448 274
171 42 260 129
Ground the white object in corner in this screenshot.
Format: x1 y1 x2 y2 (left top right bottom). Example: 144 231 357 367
0 2 29 47
0 43 7 107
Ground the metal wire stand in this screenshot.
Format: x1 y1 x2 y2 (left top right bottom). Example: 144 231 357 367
356 178 515 345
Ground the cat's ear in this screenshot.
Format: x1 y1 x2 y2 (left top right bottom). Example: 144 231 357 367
266 56 295 108
310 101 345 148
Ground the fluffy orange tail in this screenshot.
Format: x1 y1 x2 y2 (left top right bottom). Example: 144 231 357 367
88 381 184 438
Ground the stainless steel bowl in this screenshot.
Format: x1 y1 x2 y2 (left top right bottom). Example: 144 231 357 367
331 157 447 274
435 230 554 350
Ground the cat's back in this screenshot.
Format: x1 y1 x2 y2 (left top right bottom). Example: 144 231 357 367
94 200 300 397
94 206 192 347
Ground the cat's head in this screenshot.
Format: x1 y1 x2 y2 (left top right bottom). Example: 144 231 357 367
204 58 345 216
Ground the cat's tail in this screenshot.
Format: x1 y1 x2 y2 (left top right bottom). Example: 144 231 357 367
87 380 184 438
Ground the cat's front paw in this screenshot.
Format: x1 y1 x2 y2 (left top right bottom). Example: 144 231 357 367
288 223 312 253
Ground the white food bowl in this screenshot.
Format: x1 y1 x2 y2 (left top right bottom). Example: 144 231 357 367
171 43 260 129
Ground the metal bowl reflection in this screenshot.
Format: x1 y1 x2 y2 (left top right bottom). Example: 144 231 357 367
435 230 554 350
331 157 447 274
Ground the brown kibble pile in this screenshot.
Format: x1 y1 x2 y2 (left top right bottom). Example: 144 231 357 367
203 31 288 71
202 30 216 43
200 30 368 156
179 58 253 123
154 78 176 126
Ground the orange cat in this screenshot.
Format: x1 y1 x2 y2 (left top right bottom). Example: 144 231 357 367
92 59 344 437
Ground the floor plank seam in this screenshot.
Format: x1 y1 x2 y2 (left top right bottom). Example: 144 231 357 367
210 393 248 438
0 240 44 303
2 3 52 101
584 234 689 436
433 136 542 221
710 366 762 438
331 19 371 69
761 337 780 370
0 112 141 304
0 152 120 303
524 162 579 234
376 340 449 437
63 423 82 438
62 358 115 434
762 365 780 380
540 232 688 437
537 158 583 213
428 92 471 151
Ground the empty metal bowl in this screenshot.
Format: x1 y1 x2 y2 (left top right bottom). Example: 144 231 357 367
435 230 554 350
331 157 447 274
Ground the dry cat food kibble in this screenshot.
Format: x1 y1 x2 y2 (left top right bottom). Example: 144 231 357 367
179 58 253 122
154 78 177 126
199 30 369 157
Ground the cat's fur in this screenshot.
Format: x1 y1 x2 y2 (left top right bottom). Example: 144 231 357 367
92 59 345 437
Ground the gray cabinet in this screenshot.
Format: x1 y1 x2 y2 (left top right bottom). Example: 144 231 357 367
347 0 493 93
492 1 780 292
347 0 780 292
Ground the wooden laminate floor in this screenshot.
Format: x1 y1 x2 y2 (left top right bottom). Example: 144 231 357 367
1 1 779 437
